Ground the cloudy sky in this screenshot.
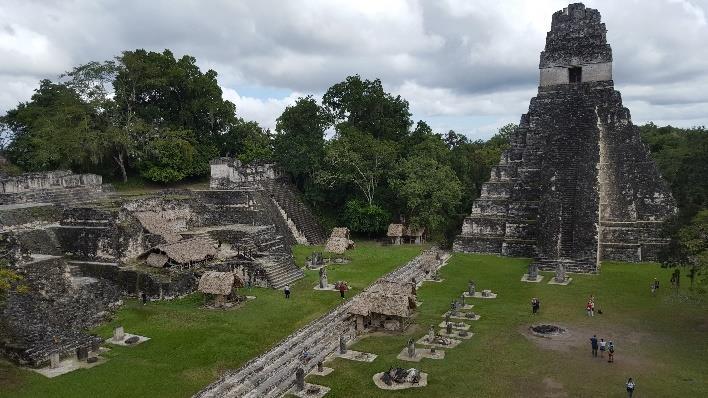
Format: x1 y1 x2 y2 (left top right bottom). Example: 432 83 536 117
1 0 707 139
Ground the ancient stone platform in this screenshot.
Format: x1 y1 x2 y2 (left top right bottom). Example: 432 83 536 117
416 336 462 349
396 347 445 362
313 284 338 291
463 291 497 299
547 278 573 286
442 311 481 321
105 333 150 347
438 330 474 340
372 372 428 390
28 355 107 378
335 350 377 362
438 321 470 331
308 366 334 377
521 274 545 283
291 383 331 398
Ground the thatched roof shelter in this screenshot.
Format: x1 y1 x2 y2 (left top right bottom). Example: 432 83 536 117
325 227 354 254
387 224 404 237
198 271 244 296
145 253 169 268
348 280 416 318
134 211 184 243
141 238 217 266
405 226 425 237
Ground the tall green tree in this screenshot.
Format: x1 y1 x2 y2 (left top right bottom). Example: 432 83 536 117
3 80 101 172
322 75 412 141
273 96 328 189
318 128 396 206
390 155 462 232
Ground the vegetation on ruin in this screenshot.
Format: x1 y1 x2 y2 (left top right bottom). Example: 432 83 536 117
0 242 423 398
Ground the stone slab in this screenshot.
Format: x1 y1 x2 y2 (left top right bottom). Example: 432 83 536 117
396 347 445 362
373 372 428 390
521 274 545 283
438 330 474 340
437 321 470 331
308 366 334 377
441 311 481 321
291 382 331 398
313 284 338 291
336 350 377 362
547 278 573 286
28 355 106 378
422 278 444 284
105 333 150 347
463 291 497 299
416 335 462 349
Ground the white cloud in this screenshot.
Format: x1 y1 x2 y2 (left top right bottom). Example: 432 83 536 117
0 0 707 137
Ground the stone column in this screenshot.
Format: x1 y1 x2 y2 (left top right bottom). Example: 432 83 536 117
339 335 347 354
319 267 328 289
428 325 435 342
446 322 453 335
49 352 60 369
468 280 476 296
113 326 125 342
295 367 305 390
317 361 324 373
407 338 416 358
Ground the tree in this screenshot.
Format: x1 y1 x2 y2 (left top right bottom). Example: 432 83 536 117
342 199 390 235
274 96 328 189
318 128 396 206
663 210 708 291
390 155 462 232
139 129 199 183
3 80 101 172
322 75 412 142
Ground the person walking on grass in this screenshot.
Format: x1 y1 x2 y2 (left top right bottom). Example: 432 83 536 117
608 341 615 363
590 335 599 357
284 285 291 299
531 297 540 314
338 282 348 299
626 377 636 397
599 338 607 358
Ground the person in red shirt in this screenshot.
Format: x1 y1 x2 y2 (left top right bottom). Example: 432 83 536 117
338 282 348 299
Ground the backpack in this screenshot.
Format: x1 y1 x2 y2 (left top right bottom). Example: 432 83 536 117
609 346 614 353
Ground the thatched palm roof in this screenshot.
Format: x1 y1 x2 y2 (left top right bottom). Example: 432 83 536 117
387 224 404 237
198 271 244 295
348 280 416 318
144 238 217 265
325 237 353 254
404 226 425 237
134 211 184 243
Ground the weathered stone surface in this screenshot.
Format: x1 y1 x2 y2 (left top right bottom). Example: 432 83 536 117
454 3 676 272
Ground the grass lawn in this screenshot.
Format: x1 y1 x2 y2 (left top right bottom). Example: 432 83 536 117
309 254 708 397
0 242 424 398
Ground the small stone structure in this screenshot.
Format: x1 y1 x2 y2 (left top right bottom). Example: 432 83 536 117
324 227 354 255
453 3 677 272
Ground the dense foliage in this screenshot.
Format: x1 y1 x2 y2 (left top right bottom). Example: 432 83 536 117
641 124 708 290
1 50 272 183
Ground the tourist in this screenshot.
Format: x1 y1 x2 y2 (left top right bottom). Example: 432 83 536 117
284 285 291 299
338 282 348 299
599 338 607 357
590 335 598 357
586 301 593 316
531 297 540 314
608 341 615 363
651 279 657 295
140 292 147 305
590 299 595 316
626 377 635 397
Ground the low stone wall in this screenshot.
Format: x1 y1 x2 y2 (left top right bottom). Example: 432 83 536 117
0 171 102 194
75 262 197 299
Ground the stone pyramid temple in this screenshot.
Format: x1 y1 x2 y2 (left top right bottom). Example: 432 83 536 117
453 3 677 273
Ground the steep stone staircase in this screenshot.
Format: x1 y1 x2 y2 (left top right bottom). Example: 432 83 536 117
256 253 304 289
261 180 326 245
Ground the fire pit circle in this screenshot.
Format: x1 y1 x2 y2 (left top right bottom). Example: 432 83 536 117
530 324 566 337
